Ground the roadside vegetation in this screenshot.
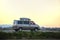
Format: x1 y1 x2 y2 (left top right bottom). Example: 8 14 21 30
0 31 60 39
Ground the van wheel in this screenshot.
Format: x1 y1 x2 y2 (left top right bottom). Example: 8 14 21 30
14 29 19 32
34 28 38 31
19 27 22 31
19 28 22 31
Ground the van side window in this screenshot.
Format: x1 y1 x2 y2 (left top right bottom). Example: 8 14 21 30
23 21 29 24
18 21 23 24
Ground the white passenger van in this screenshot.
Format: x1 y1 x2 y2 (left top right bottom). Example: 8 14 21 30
13 18 40 31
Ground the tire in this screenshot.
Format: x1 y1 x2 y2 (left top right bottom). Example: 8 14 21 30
14 29 19 32
19 28 22 31
34 28 38 31
19 27 22 31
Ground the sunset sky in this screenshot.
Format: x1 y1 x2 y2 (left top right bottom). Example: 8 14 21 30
0 0 60 28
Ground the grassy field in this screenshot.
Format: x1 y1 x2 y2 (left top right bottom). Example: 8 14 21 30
0 31 60 39
5 39 60 40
